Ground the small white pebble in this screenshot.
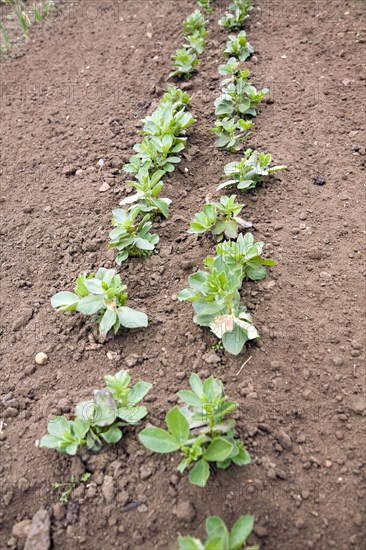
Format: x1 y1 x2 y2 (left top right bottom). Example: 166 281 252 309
35 352 48 365
281 54 287 59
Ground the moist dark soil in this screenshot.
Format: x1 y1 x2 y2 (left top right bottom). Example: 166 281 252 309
0 1 365 549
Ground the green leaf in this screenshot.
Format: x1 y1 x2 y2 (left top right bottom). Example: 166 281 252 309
232 442 251 466
128 381 152 405
77 294 105 315
178 288 199 301
117 306 148 329
177 390 202 408
139 427 181 453
190 373 204 398
118 405 148 424
222 325 248 356
230 515 254 550
85 278 105 294
178 537 204 550
135 237 155 251
51 291 79 312
99 308 117 336
93 389 117 427
206 517 229 548
188 459 210 487
47 416 72 439
204 437 234 462
166 407 190 444
101 425 123 444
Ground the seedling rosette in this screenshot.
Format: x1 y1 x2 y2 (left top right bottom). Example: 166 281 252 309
120 166 171 219
40 371 152 455
218 149 287 191
224 31 254 61
204 233 276 281
188 195 252 241
109 207 159 264
178 514 259 550
139 374 250 487
51 268 148 336
219 0 253 31
178 256 259 355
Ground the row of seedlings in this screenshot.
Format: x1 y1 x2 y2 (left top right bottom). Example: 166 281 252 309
170 8 208 79
44 2 260 547
179 0 286 356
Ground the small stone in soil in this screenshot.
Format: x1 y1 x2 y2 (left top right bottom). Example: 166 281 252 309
313 176 326 186
24 509 51 550
175 501 196 523
35 352 48 365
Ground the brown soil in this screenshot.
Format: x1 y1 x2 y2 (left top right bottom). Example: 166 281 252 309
1 1 365 549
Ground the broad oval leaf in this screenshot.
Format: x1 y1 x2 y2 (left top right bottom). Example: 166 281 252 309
51 292 79 312
117 306 148 329
77 294 105 316
203 437 234 462
188 459 210 487
229 515 255 550
166 407 190 444
139 427 180 453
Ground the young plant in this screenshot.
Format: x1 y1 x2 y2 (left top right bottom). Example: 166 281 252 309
215 63 268 118
224 31 254 61
40 371 152 455
204 233 276 281
197 0 212 14
120 167 171 218
188 195 251 241
218 149 287 191
160 86 191 109
184 9 208 37
52 473 91 505
178 256 258 355
141 103 194 142
109 207 159 264
219 0 253 31
170 48 200 79
211 117 253 152
139 374 250 487
51 268 148 335
178 515 258 550
132 135 184 173
185 32 206 55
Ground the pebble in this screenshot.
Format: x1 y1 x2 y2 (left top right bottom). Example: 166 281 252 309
276 429 292 450
12 519 32 539
139 464 153 480
202 352 221 364
18 477 30 492
348 395 365 415
325 460 332 468
125 354 140 368
299 211 307 220
101 476 115 503
107 351 118 360
351 340 362 350
313 176 326 186
99 182 110 192
348 130 358 138
332 357 344 367
35 352 48 365
308 248 322 260
175 501 196 523
24 509 51 550
319 271 332 279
